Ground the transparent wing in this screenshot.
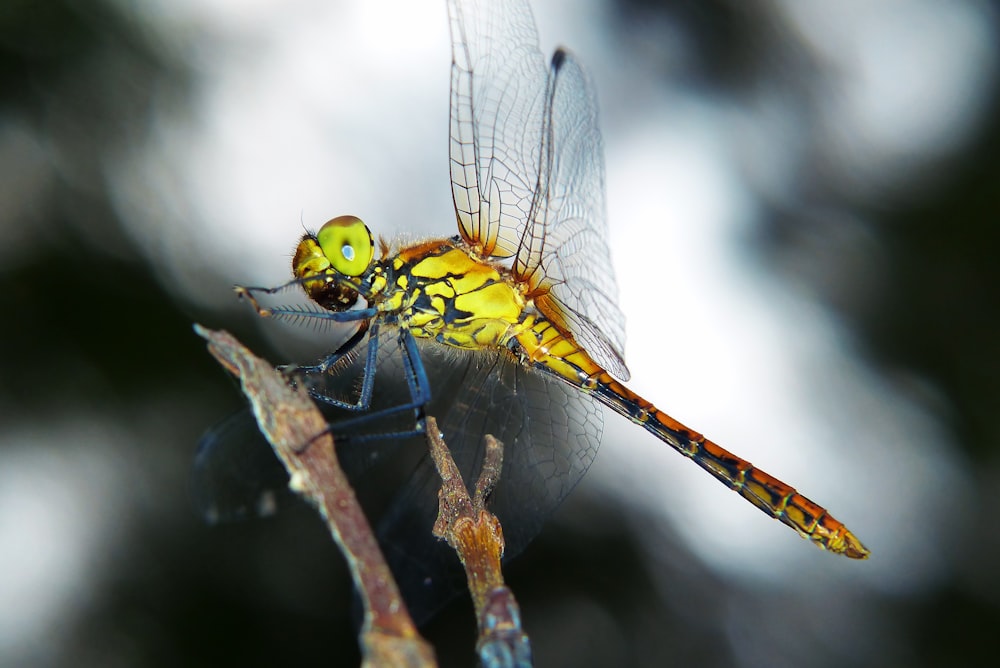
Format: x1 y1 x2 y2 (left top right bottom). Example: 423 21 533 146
525 51 629 381
193 409 291 524
448 0 547 258
374 344 603 623
447 0 630 380
195 332 602 623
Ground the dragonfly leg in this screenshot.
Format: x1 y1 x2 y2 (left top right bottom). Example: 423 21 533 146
316 328 432 444
399 326 431 426
294 321 381 413
235 284 378 322
263 304 377 323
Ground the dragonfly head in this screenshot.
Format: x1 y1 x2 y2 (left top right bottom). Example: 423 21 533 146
292 215 375 311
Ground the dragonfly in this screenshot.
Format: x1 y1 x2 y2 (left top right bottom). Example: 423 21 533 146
199 0 868 623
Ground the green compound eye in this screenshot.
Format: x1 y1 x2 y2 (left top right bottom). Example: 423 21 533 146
316 215 374 276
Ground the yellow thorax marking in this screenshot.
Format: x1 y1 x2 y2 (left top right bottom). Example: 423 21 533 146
382 242 532 350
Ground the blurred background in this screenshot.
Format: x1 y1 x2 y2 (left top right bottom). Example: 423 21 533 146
1 0 998 665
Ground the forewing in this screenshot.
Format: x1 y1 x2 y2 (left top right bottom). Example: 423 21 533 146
448 0 547 258
449 0 630 380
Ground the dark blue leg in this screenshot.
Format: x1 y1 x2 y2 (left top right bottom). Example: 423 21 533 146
239 278 433 445
295 321 381 413
324 328 431 443
236 282 378 323
399 326 431 424
263 304 378 323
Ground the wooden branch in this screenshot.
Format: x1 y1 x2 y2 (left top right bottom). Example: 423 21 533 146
195 325 435 668
426 416 532 666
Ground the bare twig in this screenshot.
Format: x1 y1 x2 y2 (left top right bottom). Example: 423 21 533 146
426 417 532 667
195 325 435 668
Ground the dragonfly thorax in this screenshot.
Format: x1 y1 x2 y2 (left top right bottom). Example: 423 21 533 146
381 238 534 351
